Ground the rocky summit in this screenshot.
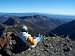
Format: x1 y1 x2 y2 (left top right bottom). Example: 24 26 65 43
0 32 75 56
15 35 75 56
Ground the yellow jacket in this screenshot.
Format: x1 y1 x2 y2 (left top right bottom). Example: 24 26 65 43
27 35 37 46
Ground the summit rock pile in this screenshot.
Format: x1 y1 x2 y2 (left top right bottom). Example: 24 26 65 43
15 35 75 56
0 32 75 56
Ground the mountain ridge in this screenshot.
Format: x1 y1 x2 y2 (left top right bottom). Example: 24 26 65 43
49 20 75 40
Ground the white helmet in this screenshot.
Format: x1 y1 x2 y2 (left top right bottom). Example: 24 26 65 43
23 25 28 30
21 25 28 32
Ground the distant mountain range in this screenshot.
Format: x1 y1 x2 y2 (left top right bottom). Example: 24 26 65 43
19 15 65 33
0 13 75 22
0 13 75 39
0 15 65 33
49 20 75 40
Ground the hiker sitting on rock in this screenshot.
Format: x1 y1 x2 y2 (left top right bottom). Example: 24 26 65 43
16 25 42 48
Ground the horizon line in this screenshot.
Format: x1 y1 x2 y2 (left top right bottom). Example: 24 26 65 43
0 12 75 16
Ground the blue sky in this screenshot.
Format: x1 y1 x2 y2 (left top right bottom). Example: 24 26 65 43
0 0 75 15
